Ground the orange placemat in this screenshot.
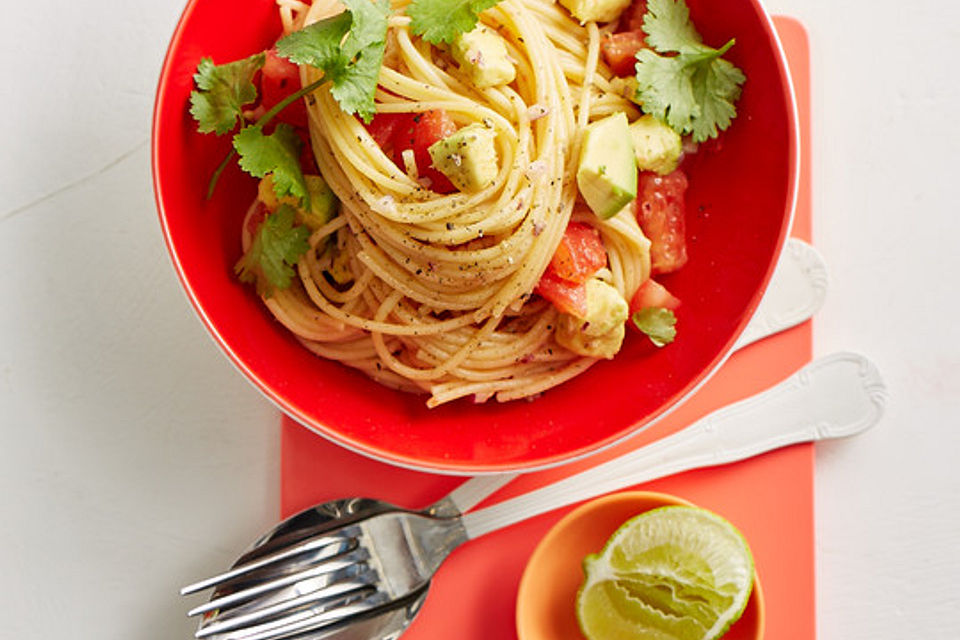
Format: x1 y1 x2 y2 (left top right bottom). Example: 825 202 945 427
281 17 813 639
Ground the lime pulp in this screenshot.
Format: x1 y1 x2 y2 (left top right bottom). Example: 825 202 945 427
576 505 754 640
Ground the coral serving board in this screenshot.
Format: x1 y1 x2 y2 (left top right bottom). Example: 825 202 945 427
280 17 814 640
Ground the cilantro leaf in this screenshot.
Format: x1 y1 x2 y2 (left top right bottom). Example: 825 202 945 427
189 53 265 135
341 0 392 59
276 12 352 71
275 0 390 122
235 205 312 296
689 54 745 141
233 124 309 206
634 0 746 142
631 307 677 347
641 0 702 53
408 0 501 45
634 49 700 135
329 41 386 122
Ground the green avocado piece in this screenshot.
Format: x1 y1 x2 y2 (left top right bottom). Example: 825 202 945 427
559 0 632 23
555 279 629 359
576 112 638 219
451 25 516 89
428 123 499 193
299 175 338 231
629 115 683 175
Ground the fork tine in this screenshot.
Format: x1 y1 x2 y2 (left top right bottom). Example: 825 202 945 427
187 547 369 617
181 533 354 596
215 594 388 640
195 569 378 638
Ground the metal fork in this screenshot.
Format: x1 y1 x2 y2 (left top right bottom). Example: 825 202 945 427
180 483 511 640
182 351 885 640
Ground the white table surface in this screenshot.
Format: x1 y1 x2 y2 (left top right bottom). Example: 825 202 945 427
2 0 958 638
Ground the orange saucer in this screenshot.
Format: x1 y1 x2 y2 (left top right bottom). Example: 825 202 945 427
516 491 765 640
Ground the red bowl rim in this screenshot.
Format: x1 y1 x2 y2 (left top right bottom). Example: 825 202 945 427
151 0 800 475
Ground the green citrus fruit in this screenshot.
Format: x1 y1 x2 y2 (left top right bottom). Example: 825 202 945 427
576 505 754 640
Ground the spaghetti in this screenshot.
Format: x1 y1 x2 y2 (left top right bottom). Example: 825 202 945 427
250 0 653 406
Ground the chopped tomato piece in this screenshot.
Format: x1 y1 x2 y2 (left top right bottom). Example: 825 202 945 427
260 48 307 128
549 222 607 284
245 200 269 238
630 278 681 314
364 113 414 152
364 110 460 193
636 169 689 274
535 270 588 317
538 222 607 315
619 0 648 32
600 31 648 77
392 110 458 194
294 127 317 174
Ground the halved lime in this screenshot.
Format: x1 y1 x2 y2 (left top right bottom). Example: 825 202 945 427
576 505 754 640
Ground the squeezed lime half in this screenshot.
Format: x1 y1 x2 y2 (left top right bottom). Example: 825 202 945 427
576 505 754 640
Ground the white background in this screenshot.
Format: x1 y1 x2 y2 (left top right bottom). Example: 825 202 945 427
2 0 958 638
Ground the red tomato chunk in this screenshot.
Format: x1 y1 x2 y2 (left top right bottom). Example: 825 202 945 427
600 31 648 77
294 127 317 174
260 48 307 128
630 278 681 314
364 113 413 152
549 222 607 284
391 110 458 194
245 200 269 238
619 0 648 32
536 222 608 316
636 169 689 274
535 270 588 317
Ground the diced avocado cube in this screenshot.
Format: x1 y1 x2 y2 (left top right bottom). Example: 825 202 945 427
576 112 637 219
257 174 338 231
299 175 338 231
559 0 632 23
428 123 499 193
257 174 297 211
555 279 628 359
451 25 516 89
629 115 683 175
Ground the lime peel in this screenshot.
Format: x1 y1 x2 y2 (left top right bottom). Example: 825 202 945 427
576 505 754 640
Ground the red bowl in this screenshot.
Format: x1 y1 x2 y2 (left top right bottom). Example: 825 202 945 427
152 0 797 474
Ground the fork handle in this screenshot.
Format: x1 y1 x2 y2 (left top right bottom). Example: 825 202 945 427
460 352 886 540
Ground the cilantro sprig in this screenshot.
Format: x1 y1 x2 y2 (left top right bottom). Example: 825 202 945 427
276 0 390 122
634 0 746 142
235 205 312 296
408 0 501 44
190 60 323 294
631 307 677 347
190 55 327 201
190 53 266 135
191 0 390 201
191 0 499 201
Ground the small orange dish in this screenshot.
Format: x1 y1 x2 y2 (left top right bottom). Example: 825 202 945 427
516 491 765 640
